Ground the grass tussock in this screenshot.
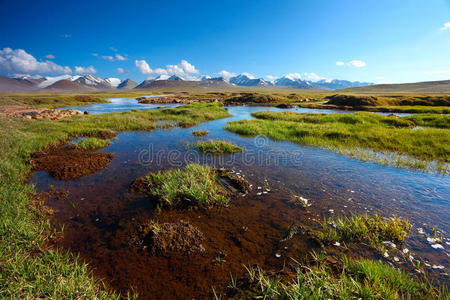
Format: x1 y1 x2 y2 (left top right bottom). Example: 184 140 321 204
192 130 209 137
195 140 243 155
226 256 445 299
74 137 111 150
138 163 229 208
226 111 450 172
310 214 410 249
0 102 229 297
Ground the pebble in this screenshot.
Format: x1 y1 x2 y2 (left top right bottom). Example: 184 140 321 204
393 257 399 262
432 265 444 269
256 192 262 196
333 242 341 247
431 244 444 249
402 248 409 254
275 253 281 258
329 209 334 213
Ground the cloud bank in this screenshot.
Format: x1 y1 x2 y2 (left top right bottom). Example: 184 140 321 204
0 47 71 75
336 60 366 67
135 59 200 79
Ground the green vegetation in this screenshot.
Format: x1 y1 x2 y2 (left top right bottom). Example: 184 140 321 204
0 102 229 297
139 163 229 208
325 94 450 107
227 256 444 299
74 137 111 150
226 111 450 172
192 130 209 137
194 140 243 154
310 214 410 249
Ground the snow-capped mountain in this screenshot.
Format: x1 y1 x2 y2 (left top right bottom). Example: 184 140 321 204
274 75 310 88
117 79 138 89
37 75 80 88
153 75 170 81
315 79 373 90
202 76 228 83
74 75 115 89
229 74 271 86
105 77 121 88
167 75 184 81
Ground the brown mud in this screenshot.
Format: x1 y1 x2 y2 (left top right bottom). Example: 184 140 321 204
0 105 86 120
30 145 114 180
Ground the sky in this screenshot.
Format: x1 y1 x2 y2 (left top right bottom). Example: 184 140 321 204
0 0 449 83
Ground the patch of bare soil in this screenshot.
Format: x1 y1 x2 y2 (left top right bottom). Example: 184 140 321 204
30 145 114 180
137 94 222 104
130 220 205 255
0 105 86 120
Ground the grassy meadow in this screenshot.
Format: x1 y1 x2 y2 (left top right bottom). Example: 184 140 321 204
226 111 450 172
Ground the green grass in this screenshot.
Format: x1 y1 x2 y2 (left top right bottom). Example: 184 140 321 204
231 256 445 299
192 130 209 137
140 163 229 208
0 102 229 298
310 214 410 250
225 111 450 172
74 137 111 150
194 140 243 155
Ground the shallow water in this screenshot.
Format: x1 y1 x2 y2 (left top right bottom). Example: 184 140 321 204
30 100 449 298
65 95 179 114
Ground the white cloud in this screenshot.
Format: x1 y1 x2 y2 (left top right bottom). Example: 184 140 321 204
110 46 118 52
60 34 71 38
440 22 450 30
303 72 328 82
285 73 302 80
92 53 99 57
45 54 55 59
265 75 278 80
0 47 71 75
115 54 127 61
101 55 114 61
74 65 96 74
135 59 200 80
135 60 152 74
218 70 236 79
348 60 366 67
241 72 255 79
117 67 129 75
336 60 366 67
180 60 199 74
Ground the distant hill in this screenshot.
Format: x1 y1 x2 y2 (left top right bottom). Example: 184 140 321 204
44 79 97 92
0 75 35 92
339 80 450 94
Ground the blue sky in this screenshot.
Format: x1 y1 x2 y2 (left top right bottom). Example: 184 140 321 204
0 0 449 83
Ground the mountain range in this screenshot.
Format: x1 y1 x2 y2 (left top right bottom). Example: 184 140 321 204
0 73 374 93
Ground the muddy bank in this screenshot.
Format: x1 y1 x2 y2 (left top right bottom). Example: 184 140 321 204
0 105 86 120
31 145 114 180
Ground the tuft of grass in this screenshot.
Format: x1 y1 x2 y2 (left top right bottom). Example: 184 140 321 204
311 214 410 250
140 163 229 208
226 111 450 172
192 130 209 137
74 137 111 150
194 140 243 155
234 256 445 299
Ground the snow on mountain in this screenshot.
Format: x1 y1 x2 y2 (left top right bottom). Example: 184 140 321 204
37 75 80 88
167 75 184 81
229 74 270 86
74 75 114 89
105 77 121 87
153 75 170 81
